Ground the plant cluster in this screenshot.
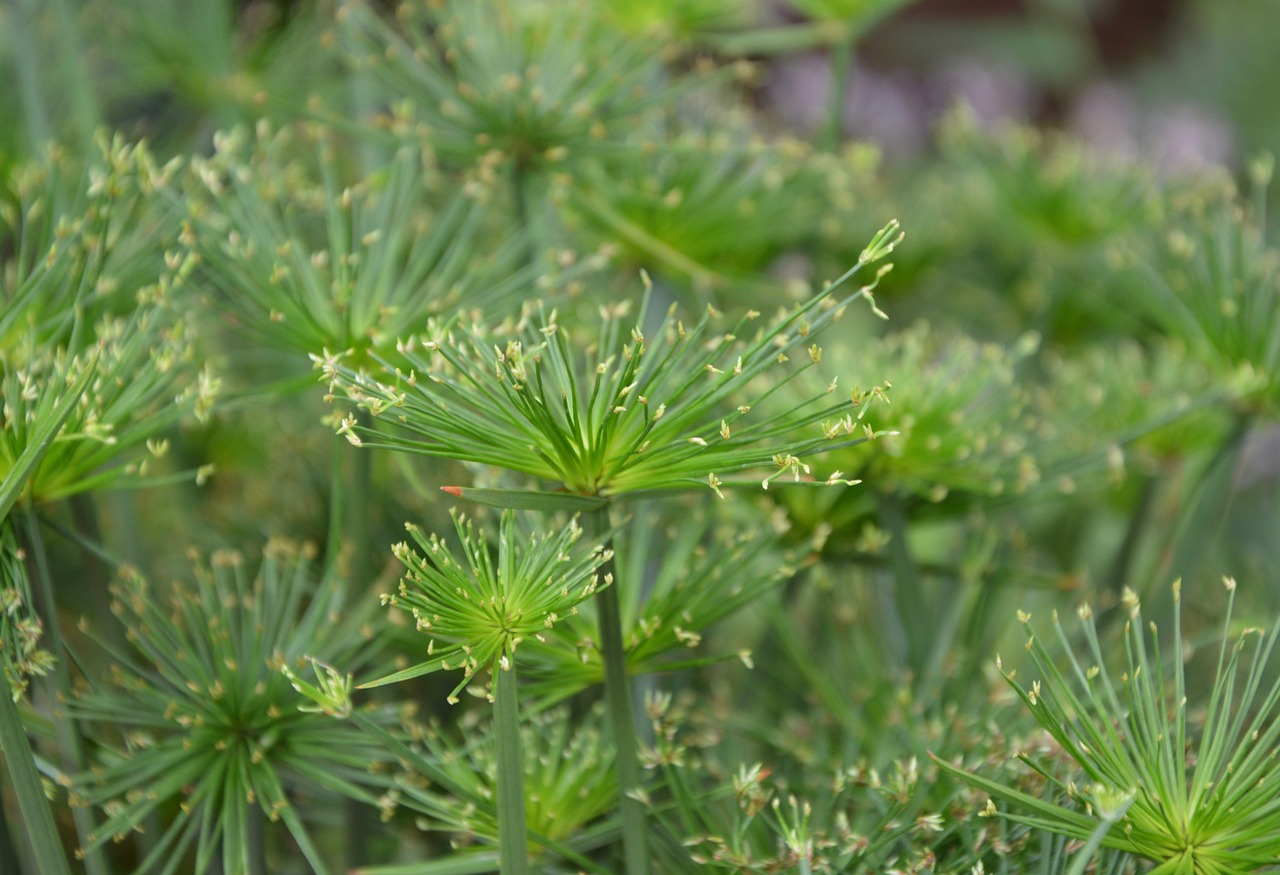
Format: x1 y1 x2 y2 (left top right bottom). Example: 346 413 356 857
3 2 1280 875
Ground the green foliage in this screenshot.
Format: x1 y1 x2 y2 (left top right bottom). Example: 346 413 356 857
4 2 1280 874
186 122 533 366
0 136 215 503
72 542 392 875
938 580 1280 874
337 0 688 175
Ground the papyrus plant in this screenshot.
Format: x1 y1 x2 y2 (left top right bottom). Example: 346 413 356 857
315 221 901 501
1 136 216 503
936 579 1280 875
186 121 536 369
315 221 900 873
72 542 393 875
336 0 701 175
363 508 611 873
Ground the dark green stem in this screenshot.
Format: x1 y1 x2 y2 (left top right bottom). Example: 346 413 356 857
585 509 649 875
350 410 373 585
0 676 73 875
20 503 108 875
1163 414 1250 579
324 434 346 574
67 494 116 638
494 655 530 875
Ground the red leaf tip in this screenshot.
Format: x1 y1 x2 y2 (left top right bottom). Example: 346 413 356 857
440 486 463 497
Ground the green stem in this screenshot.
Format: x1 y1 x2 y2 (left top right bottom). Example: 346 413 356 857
48 0 100 154
1119 412 1250 625
350 410 373 584
1102 472 1159 601
822 40 853 153
67 494 116 638
11 0 51 151
324 434 346 574
511 163 540 274
585 509 649 875
875 489 924 677
333 411 376 869
20 503 109 875
247 805 267 875
0 674 74 875
348 413 377 868
494 655 530 875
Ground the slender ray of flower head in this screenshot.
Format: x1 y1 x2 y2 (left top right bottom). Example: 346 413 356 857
316 221 901 499
71 541 391 875
1 135 216 503
367 509 612 703
186 121 543 369
335 0 717 175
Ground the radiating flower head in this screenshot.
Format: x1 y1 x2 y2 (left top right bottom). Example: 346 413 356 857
366 509 612 703
318 222 901 500
1 136 214 503
72 541 391 874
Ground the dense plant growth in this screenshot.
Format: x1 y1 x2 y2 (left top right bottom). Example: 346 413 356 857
3 2 1280 874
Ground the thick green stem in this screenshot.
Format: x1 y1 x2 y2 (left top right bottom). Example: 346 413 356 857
21 504 108 875
0 674 74 875
585 509 649 875
494 655 530 875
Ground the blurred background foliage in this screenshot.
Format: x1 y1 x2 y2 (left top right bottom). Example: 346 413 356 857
3 0 1280 873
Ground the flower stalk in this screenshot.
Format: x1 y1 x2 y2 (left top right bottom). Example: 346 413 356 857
495 654 532 875
585 507 650 875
